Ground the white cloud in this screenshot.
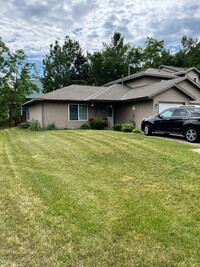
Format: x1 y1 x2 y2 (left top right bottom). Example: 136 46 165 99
0 0 200 67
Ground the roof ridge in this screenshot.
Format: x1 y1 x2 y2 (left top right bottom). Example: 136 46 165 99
84 86 108 100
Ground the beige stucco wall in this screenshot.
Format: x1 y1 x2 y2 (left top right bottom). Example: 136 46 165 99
115 100 153 128
28 103 42 124
185 70 200 84
126 76 167 88
43 102 68 128
153 87 190 114
28 101 109 129
179 80 200 104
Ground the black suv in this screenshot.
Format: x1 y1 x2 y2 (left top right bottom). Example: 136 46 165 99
141 106 200 142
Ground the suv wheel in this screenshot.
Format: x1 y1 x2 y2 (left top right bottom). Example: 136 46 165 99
185 127 199 143
144 123 152 136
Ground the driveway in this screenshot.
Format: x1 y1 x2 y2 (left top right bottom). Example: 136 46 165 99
149 133 200 146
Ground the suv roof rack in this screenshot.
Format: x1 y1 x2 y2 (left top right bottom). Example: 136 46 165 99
180 105 200 107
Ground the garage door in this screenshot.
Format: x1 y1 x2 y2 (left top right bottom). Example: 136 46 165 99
158 103 184 113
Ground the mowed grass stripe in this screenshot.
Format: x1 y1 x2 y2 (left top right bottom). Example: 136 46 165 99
0 128 200 266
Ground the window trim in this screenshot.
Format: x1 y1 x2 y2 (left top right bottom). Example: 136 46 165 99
68 103 88 121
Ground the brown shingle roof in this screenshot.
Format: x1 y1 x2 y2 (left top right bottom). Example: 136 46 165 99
23 84 131 105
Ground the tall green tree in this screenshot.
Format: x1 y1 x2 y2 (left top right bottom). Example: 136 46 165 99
42 36 89 93
0 37 38 126
168 36 199 68
141 37 170 69
88 32 141 85
180 35 198 54
187 42 200 69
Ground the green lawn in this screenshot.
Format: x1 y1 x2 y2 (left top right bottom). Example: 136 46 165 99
1 128 200 267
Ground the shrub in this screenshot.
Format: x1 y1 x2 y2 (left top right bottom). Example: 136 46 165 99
90 119 108 130
132 128 142 134
113 124 122 131
18 121 31 129
0 117 9 127
28 120 42 131
46 123 56 130
121 124 135 132
80 124 90 129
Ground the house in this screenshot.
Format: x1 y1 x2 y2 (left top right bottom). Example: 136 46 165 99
22 66 200 129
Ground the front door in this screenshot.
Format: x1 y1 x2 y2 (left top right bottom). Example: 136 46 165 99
106 106 114 127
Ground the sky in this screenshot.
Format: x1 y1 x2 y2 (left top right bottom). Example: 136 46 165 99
1 0 200 74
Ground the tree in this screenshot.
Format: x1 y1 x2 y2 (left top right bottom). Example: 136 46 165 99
0 38 38 126
168 36 199 68
88 32 143 85
187 42 200 69
141 37 170 69
88 33 171 85
180 35 198 54
42 36 89 93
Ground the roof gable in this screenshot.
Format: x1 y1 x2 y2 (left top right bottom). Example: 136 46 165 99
121 77 196 101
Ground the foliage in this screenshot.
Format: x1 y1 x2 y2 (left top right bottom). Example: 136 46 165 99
42 36 89 93
46 122 56 130
113 124 122 131
88 32 139 85
28 120 42 131
80 124 90 129
121 123 135 132
88 117 94 123
41 32 200 89
168 35 200 68
89 119 108 129
141 37 170 69
0 37 38 126
18 121 31 129
132 127 142 134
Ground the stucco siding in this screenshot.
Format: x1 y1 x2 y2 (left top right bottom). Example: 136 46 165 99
126 77 165 88
153 87 190 114
43 102 68 128
179 80 200 103
115 100 153 128
28 103 42 125
185 70 200 84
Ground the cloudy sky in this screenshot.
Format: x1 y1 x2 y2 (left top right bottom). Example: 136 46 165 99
1 0 200 72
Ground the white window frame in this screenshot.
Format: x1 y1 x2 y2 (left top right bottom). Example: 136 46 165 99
68 103 88 121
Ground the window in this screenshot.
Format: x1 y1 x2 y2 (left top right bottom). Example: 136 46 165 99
172 109 189 117
160 108 174 118
69 104 88 121
194 77 197 83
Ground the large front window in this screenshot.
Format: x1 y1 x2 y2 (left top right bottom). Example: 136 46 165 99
69 104 88 121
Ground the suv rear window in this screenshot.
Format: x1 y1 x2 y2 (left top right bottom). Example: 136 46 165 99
189 108 200 117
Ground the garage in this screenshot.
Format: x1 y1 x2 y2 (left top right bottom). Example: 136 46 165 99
158 102 184 113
